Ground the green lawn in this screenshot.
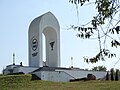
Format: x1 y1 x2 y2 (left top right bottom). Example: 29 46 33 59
0 74 120 90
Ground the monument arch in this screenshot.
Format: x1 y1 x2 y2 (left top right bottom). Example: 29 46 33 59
28 12 60 67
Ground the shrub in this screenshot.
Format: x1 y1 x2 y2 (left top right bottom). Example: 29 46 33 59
110 68 114 81
106 71 109 80
115 69 119 81
0 74 32 85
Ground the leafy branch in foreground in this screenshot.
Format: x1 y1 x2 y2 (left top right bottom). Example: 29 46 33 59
69 0 120 63
70 25 95 39
84 49 116 63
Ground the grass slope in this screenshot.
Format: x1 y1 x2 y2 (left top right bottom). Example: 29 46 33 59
0 74 120 90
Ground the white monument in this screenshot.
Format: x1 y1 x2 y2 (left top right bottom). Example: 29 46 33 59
3 12 107 82
28 12 60 67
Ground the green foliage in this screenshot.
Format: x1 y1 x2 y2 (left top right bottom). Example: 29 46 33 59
92 65 107 71
69 0 120 63
109 26 120 35
69 0 89 6
69 0 117 25
71 25 94 39
0 74 4 76
111 40 120 48
84 49 116 63
95 0 115 23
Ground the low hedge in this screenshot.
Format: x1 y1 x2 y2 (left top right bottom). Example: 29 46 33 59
0 74 32 85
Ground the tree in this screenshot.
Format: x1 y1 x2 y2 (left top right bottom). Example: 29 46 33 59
92 66 98 71
92 65 107 71
110 68 114 81
69 0 120 63
106 71 109 80
115 69 119 81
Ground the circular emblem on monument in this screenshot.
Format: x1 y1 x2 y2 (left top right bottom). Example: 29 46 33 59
31 37 38 51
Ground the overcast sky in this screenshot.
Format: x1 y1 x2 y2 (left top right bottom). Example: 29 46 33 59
0 0 120 73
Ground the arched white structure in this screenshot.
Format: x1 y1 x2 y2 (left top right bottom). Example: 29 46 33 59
4 12 107 82
28 12 60 67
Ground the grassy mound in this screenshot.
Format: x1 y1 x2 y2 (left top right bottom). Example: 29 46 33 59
0 74 120 90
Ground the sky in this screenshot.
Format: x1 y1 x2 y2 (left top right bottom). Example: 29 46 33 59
0 0 120 73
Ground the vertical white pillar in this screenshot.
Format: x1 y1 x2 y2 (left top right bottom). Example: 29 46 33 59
28 12 60 67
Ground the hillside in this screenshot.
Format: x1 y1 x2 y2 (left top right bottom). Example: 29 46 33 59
0 74 120 90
